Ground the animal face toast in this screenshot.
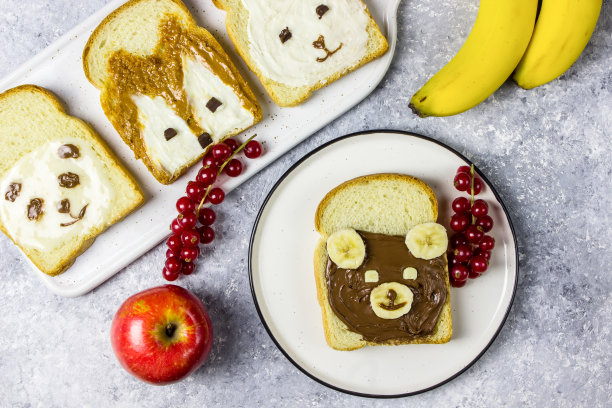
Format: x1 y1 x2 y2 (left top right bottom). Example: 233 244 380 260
325 230 448 343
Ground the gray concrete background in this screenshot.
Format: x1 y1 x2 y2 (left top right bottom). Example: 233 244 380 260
0 0 610 406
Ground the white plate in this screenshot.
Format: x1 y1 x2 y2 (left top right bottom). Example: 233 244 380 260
0 0 401 296
249 131 518 397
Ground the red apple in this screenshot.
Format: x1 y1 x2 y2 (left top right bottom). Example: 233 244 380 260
110 285 213 384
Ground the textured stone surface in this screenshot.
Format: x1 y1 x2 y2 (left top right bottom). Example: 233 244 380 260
0 0 610 407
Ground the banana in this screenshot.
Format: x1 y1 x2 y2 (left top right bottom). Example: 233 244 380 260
405 222 448 260
370 282 414 319
513 0 602 89
409 0 538 117
326 228 366 269
403 267 418 280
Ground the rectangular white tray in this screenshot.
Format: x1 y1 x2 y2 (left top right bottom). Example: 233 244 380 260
0 0 400 297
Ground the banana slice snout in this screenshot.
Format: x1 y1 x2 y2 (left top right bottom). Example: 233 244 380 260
327 228 366 269
405 222 448 260
370 282 414 319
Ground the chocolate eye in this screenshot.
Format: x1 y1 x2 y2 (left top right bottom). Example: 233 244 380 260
164 128 177 141
316 4 329 19
58 172 80 188
4 182 21 202
198 133 213 149
27 198 44 221
206 97 222 113
57 144 80 159
279 27 292 43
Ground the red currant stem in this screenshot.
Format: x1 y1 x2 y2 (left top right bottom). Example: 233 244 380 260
196 185 213 216
218 134 257 175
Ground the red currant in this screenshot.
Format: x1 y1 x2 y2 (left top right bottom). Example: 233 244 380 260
177 212 197 230
471 199 488 217
182 262 195 276
198 225 215 244
223 138 239 152
181 229 200 247
244 140 262 159
198 207 216 226
475 215 494 232
452 197 471 213
166 234 182 253
473 248 491 261
470 256 488 274
166 248 179 259
165 257 183 274
224 159 243 177
456 165 471 174
208 188 225 205
454 172 471 192
450 233 468 248
197 167 217 186
451 279 467 288
162 267 180 281
212 143 232 161
468 268 481 279
454 244 473 263
181 246 200 263
473 178 483 195
202 154 220 170
170 218 183 235
176 196 195 214
450 213 470 232
479 235 495 251
186 181 206 202
465 225 484 243
451 264 469 281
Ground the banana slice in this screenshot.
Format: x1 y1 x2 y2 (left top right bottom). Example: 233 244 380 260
327 228 366 269
370 282 413 319
405 222 448 260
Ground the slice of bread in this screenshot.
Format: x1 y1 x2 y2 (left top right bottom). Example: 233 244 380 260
83 0 262 184
314 174 452 350
0 85 145 276
213 0 389 106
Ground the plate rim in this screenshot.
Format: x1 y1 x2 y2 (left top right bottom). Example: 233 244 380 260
247 129 519 398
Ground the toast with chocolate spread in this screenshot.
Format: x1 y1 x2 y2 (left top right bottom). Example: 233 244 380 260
213 0 389 107
314 174 452 350
83 0 262 184
0 85 144 276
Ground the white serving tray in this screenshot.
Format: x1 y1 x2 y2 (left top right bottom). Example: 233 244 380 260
0 0 401 297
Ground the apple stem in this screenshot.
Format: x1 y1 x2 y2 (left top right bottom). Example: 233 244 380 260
165 323 177 338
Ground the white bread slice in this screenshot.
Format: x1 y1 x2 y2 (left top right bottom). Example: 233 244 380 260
314 174 452 350
213 0 389 107
0 85 145 276
83 0 262 184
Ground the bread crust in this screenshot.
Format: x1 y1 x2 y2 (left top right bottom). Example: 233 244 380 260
0 85 145 276
313 173 451 350
213 0 389 107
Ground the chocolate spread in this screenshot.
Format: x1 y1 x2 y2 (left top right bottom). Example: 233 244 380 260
313 35 343 62
326 231 447 342
104 17 258 163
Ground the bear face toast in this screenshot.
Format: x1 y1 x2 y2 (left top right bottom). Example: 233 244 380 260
0 85 144 276
213 0 389 106
83 0 262 184
313 174 452 350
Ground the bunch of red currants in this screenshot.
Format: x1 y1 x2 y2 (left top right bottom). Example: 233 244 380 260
163 136 263 281
448 165 495 287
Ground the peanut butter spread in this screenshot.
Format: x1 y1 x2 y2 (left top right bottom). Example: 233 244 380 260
102 17 258 162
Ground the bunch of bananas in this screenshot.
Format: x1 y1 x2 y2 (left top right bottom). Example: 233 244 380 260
409 0 603 117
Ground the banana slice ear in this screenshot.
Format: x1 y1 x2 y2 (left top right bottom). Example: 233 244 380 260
327 228 366 269
405 222 448 260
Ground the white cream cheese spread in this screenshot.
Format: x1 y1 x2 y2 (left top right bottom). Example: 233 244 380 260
241 0 370 87
0 138 115 252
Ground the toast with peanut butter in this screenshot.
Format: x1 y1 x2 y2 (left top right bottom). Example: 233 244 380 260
213 0 389 107
0 85 144 276
83 0 262 184
314 174 452 350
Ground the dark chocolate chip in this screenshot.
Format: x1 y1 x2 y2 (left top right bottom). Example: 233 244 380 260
27 198 44 221
57 144 80 159
198 133 213 149
58 172 80 188
206 97 222 113
316 4 329 19
164 128 178 141
4 183 21 202
57 199 71 214
279 27 292 44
